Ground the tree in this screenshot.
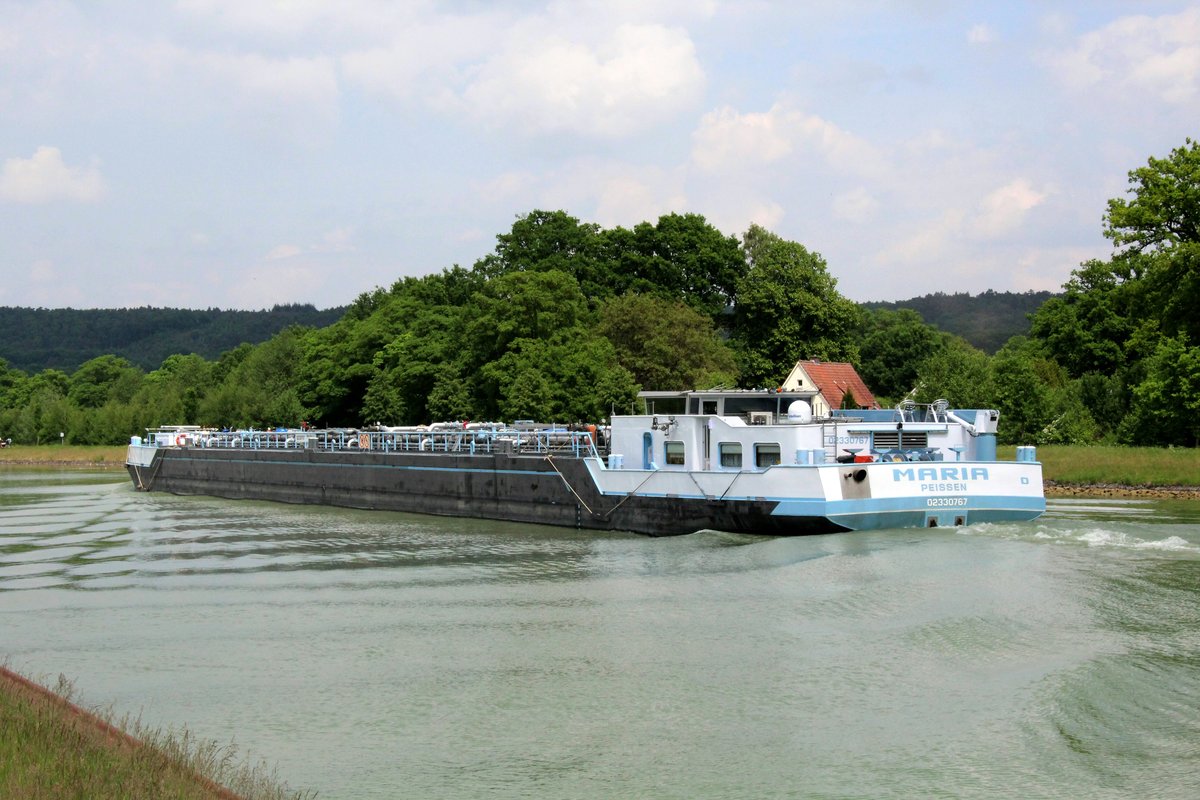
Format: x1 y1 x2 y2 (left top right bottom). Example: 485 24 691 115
912 336 994 410
1106 138 1200 254
615 213 746 317
1103 138 1200 344
67 355 142 409
1029 260 1137 378
479 332 637 422
597 294 738 390
855 308 945 403
465 270 589 365
202 327 307 428
473 210 610 298
1027 139 1200 443
1118 336 1200 446
731 225 862 386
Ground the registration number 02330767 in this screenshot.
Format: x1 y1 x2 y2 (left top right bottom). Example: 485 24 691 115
927 497 968 508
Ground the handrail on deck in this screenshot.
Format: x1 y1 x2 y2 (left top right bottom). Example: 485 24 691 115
141 427 602 459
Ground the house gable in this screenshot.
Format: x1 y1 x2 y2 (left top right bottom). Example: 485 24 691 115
781 360 880 414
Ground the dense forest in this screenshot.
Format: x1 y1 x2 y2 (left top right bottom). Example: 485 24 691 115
1 291 1045 375
0 304 345 373
1 139 1198 448
864 290 1057 354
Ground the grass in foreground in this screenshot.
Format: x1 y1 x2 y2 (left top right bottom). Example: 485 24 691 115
1001 444 1200 487
0 667 313 800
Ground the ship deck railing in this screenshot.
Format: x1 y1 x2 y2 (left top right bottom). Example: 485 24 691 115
143 427 602 459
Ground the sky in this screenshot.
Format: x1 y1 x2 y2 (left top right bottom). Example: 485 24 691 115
1 1 1198 310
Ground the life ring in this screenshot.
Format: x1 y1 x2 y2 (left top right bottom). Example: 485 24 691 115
175 434 187 446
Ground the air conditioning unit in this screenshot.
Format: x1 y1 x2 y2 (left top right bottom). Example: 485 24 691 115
748 411 772 425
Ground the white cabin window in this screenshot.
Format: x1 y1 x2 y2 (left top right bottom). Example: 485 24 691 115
665 440 686 465
718 442 742 468
755 443 781 468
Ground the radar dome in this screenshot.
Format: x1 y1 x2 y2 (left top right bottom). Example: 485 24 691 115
786 400 812 423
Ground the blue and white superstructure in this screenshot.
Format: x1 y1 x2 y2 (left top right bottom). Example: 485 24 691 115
599 389 1044 532
127 388 1044 535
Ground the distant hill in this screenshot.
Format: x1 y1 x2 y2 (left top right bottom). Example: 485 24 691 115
863 290 1056 353
1 290 1054 375
0 304 346 374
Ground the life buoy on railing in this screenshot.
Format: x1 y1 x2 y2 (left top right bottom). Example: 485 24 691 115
358 433 371 450
175 435 187 447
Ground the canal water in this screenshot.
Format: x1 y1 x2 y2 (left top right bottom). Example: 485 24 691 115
2 469 1198 799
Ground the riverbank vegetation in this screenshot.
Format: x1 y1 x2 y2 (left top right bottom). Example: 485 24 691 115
1 140 1198 450
0 666 311 800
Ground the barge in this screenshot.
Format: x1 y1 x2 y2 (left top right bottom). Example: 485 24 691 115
126 389 1045 536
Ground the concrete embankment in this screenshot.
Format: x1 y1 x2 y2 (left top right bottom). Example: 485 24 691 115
1044 480 1200 500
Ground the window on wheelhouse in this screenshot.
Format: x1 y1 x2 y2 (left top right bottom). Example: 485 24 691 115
665 440 686 466
718 442 742 468
754 443 781 468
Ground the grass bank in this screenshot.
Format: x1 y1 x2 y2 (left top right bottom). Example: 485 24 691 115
0 445 127 468
0 666 312 800
1000 444 1200 488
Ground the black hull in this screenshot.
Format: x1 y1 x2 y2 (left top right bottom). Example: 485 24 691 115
127 448 847 537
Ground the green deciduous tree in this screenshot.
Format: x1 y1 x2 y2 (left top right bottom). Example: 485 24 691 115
855 308 946 403
613 213 746 317
67 355 142 409
597 294 738 390
912 337 994 410
1118 336 1200 446
731 225 862 386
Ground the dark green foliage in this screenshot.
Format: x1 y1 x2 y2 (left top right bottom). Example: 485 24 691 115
67 355 142 409
0 304 344 374
475 210 746 317
613 213 747 317
865 289 1055 354
911 336 995 410
597 294 738 390
1117 337 1200 446
855 309 947 403
731 225 862 387
1026 138 1200 446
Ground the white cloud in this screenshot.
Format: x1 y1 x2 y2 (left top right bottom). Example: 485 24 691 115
884 208 967 267
203 51 337 105
967 23 997 45
973 179 1048 237
700 194 786 242
832 188 879 223
593 175 687 229
266 244 303 261
475 171 538 203
0 147 105 204
548 0 718 23
176 0 412 41
459 22 705 138
691 106 795 170
227 262 326 309
265 228 355 262
318 227 355 253
31 258 56 283
1048 8 1200 105
691 103 885 177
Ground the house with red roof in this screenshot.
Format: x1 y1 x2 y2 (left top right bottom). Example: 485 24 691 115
780 360 880 416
